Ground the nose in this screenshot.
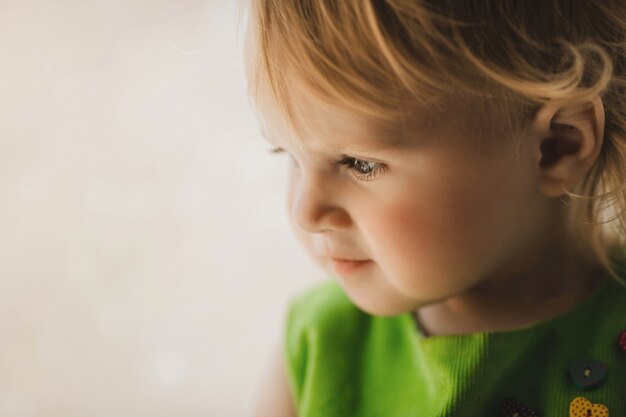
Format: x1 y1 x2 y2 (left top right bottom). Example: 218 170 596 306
288 170 351 234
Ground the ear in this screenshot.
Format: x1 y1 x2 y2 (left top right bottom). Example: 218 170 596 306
529 95 605 198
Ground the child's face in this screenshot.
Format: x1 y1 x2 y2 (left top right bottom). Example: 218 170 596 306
264 95 550 316
246 28 555 317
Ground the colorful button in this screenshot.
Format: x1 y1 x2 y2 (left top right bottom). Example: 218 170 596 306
499 398 539 417
569 396 608 417
617 329 626 352
568 359 608 389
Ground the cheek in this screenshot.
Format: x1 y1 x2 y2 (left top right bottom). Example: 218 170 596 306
363 197 466 294
362 168 523 295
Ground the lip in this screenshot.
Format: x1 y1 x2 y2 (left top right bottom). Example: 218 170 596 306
325 249 369 262
330 258 372 275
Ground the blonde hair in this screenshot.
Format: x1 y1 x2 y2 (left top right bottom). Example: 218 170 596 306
241 0 626 284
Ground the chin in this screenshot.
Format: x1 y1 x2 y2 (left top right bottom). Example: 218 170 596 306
330 267 414 317
341 285 411 317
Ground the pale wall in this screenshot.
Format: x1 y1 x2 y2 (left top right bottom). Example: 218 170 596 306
0 1 322 416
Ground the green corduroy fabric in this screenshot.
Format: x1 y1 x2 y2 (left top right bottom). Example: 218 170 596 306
283 262 626 417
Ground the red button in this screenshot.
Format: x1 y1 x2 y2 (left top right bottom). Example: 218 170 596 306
617 328 626 352
499 398 539 417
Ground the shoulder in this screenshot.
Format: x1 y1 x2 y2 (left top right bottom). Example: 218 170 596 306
281 278 372 410
602 247 626 310
284 278 370 354
582 252 626 337
286 278 360 329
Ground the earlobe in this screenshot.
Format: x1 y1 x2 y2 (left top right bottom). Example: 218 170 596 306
531 96 605 198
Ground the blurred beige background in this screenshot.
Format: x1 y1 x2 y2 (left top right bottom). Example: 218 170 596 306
0 1 322 415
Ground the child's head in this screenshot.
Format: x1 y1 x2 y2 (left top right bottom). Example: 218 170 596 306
242 0 626 316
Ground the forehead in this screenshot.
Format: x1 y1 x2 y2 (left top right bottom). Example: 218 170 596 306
257 79 444 156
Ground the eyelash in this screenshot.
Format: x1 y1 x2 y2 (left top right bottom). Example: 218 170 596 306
267 147 386 182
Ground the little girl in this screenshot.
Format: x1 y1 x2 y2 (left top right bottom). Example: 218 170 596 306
243 1 626 416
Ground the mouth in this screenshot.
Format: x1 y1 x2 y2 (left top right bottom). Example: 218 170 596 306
330 258 373 275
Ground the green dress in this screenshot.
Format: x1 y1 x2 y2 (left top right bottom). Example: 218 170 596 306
283 264 626 416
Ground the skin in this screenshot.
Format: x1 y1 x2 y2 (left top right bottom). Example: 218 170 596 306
244 23 608 337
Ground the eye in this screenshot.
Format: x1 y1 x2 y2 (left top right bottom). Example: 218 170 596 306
333 156 386 182
266 147 386 182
